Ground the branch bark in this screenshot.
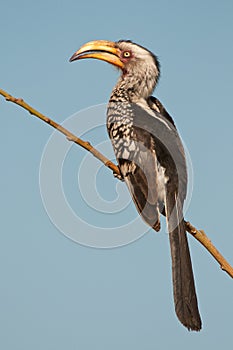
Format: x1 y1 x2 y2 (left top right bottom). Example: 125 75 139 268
1 88 233 279
0 89 119 175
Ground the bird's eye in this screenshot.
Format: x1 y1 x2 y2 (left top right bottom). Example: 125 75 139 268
123 51 131 58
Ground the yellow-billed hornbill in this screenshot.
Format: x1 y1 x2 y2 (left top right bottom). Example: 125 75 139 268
70 40 202 331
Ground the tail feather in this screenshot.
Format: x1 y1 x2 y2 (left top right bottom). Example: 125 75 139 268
165 191 202 331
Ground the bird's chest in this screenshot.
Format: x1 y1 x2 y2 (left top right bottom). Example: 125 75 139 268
107 111 138 160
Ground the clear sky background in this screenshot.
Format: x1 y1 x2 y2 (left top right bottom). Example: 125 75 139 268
1 0 233 349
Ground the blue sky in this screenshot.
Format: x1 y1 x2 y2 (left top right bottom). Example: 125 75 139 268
1 0 233 349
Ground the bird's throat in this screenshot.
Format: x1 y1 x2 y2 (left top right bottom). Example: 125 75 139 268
115 69 157 100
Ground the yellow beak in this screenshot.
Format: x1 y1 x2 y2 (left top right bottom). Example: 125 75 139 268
69 40 124 69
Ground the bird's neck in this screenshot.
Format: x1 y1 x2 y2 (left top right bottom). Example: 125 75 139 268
110 67 158 102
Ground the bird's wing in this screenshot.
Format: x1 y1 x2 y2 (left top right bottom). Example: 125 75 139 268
148 95 176 127
117 127 161 231
132 99 187 201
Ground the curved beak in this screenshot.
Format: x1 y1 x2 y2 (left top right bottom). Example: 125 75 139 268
69 40 124 69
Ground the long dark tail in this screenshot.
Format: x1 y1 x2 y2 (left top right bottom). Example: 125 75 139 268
165 192 202 331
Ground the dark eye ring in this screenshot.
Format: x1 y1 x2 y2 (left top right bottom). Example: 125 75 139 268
123 51 131 58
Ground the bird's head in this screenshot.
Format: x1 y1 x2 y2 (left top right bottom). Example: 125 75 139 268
70 40 160 98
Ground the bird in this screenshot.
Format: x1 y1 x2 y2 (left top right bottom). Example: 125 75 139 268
69 40 202 331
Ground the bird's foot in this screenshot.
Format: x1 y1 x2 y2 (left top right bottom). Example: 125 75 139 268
153 220 161 232
113 171 124 181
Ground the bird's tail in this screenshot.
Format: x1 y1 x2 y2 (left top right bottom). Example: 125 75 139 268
165 192 202 331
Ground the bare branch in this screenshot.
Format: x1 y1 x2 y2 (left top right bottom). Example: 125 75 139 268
0 88 120 175
1 88 232 279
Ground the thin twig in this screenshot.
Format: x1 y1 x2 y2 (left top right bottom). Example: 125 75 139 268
185 221 233 278
1 88 232 278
